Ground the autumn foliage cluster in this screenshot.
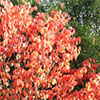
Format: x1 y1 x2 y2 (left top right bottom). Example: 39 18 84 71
0 0 100 100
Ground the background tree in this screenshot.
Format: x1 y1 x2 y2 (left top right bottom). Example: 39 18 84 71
61 0 100 68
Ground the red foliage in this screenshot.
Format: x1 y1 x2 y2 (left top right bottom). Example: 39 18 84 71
36 0 39 4
0 0 99 99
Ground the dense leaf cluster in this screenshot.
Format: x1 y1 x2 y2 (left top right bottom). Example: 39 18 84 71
0 0 100 100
